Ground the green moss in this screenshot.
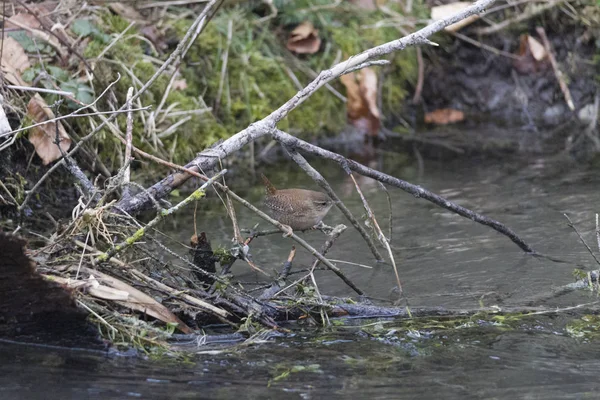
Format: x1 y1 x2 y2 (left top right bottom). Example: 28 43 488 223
567 315 600 339
214 247 236 265
103 13 133 34
34 2 423 176
126 228 146 245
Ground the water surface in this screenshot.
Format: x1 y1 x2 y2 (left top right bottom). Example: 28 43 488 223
4 149 600 399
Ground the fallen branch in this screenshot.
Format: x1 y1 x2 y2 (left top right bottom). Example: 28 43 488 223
115 0 499 216
272 129 534 254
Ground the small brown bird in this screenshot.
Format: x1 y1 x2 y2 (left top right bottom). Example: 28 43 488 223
261 174 333 235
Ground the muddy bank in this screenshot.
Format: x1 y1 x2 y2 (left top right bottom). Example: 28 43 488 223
416 16 597 156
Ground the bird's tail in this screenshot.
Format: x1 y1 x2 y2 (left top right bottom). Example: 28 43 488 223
260 173 277 195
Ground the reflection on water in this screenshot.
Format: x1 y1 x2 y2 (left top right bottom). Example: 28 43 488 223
3 315 600 399
5 151 600 399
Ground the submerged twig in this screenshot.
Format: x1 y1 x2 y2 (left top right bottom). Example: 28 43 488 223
378 182 393 243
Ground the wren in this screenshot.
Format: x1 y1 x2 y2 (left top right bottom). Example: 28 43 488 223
261 174 333 234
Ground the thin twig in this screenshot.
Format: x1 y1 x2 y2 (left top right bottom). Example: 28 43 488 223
281 146 384 262
412 47 424 103
378 181 393 243
97 170 227 263
273 128 534 254
349 174 402 295
328 259 373 269
117 0 499 215
536 27 575 111
123 87 134 200
596 214 600 254
564 213 600 267
215 18 233 114
476 0 562 35
450 31 520 60
17 0 223 212
4 85 74 96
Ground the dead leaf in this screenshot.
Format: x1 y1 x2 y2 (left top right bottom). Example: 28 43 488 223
513 34 549 74
424 108 465 125
81 268 193 334
528 35 547 61
340 68 381 136
430 2 479 32
88 275 130 301
108 3 144 22
5 12 69 60
141 25 168 52
4 13 42 30
360 68 379 119
1 37 30 86
27 94 71 165
287 21 321 54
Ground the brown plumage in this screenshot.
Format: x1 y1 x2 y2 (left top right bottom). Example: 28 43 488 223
261 174 333 231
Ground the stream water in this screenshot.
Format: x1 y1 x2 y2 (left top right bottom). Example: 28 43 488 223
3 147 600 399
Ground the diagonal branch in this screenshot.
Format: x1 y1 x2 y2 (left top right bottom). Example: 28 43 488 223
281 146 384 262
116 0 499 215
272 129 534 254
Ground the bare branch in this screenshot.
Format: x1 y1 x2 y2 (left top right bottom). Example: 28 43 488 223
116 0 499 215
273 129 534 254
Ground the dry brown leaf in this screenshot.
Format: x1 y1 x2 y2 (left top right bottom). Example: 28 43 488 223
27 94 71 165
430 2 479 32
360 68 380 119
82 268 193 334
340 68 381 136
424 108 465 125
287 21 321 54
513 34 549 74
340 73 363 117
88 280 131 301
1 37 30 86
